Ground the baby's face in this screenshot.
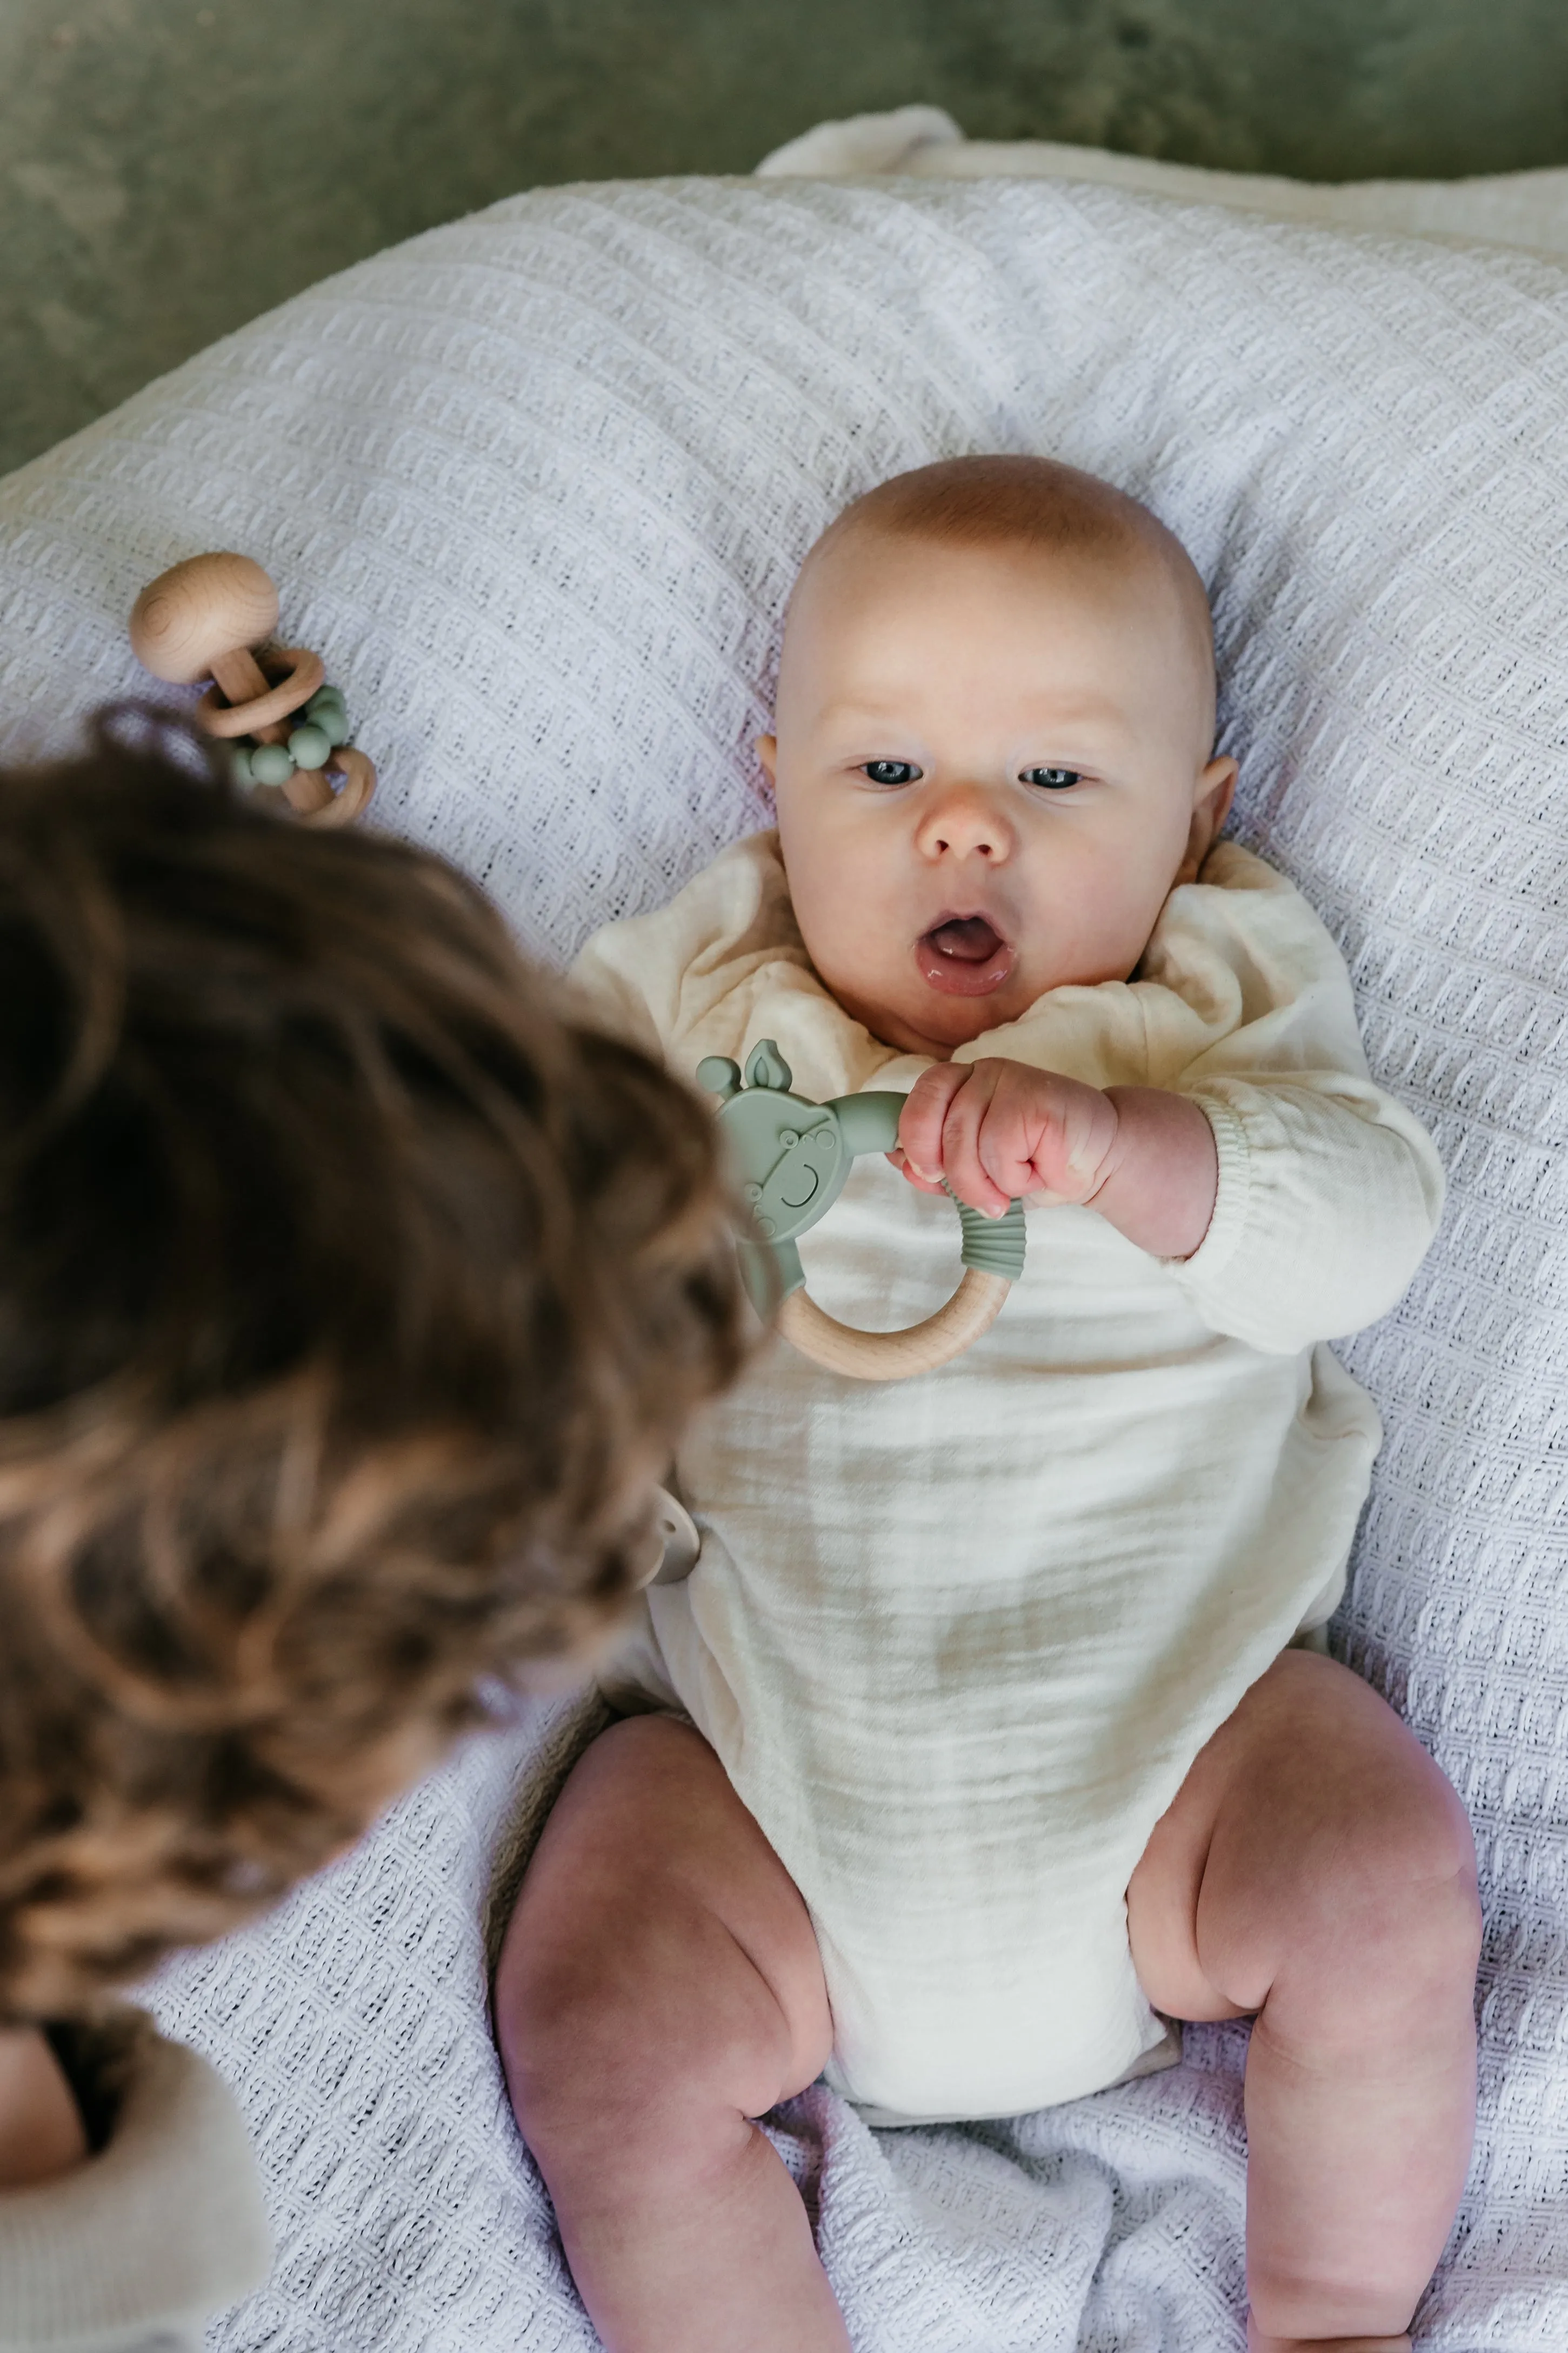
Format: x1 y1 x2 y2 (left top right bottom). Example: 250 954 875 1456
759 529 1236 1056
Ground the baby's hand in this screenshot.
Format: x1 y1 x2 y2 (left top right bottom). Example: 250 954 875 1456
893 1060 1119 1220
893 1059 1220 1259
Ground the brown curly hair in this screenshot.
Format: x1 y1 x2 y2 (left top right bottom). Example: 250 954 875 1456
0 709 744 2018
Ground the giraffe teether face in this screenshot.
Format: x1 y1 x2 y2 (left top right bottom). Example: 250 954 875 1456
697 1043 851 1247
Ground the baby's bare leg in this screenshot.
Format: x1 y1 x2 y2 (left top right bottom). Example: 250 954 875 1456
1128 1649 1480 2353
494 1716 848 2353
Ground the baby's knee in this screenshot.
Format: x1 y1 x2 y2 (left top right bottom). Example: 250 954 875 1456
1345 1765 1479 1971
500 1909 670 2136
1282 1771 1481 2033
496 1885 800 2175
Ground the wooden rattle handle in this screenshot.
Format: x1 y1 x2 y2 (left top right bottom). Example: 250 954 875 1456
209 646 270 705
776 1268 1012 1381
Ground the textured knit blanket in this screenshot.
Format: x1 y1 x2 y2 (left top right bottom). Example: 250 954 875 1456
0 171 1564 2352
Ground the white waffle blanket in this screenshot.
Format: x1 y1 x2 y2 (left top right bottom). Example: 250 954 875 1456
1 169 1565 2352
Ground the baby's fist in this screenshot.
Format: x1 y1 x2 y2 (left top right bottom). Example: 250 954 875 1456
893 1060 1120 1219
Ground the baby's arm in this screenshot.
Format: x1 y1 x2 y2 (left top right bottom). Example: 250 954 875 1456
896 1059 1219 1261
0 2026 85 2188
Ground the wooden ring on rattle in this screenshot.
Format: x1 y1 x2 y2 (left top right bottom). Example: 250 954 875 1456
311 745 375 826
699 1041 1026 1384
195 648 325 739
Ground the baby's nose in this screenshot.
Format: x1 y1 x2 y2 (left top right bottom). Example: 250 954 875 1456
915 786 1013 862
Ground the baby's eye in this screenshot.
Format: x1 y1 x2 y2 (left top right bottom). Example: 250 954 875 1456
1020 766 1082 792
860 760 922 787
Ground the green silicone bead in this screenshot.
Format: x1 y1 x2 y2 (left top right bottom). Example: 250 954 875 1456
229 745 254 786
305 690 350 746
250 742 296 786
288 723 331 770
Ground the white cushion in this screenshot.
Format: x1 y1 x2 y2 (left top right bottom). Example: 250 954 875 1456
761 101 1568 258
2 174 1565 2349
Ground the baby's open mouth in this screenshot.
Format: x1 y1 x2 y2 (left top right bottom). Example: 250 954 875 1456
915 913 1016 998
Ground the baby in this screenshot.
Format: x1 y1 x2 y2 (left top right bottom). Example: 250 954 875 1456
496 456 1480 2353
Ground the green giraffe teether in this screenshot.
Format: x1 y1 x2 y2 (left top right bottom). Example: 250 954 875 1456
697 1040 1026 1380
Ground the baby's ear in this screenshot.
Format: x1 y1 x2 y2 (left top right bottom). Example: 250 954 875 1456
754 734 778 787
1177 756 1238 885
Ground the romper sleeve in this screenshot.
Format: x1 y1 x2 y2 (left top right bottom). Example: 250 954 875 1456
568 919 668 1060
1154 851 1445 1355
0 2009 272 2351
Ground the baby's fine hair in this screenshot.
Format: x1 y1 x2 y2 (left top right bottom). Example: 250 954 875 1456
822 451 1187 563
807 453 1215 680
0 710 743 2018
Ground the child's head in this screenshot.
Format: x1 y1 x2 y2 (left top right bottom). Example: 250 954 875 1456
0 713 743 2018
757 455 1237 1056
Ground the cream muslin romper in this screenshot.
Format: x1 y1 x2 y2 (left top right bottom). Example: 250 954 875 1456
574 832 1444 2125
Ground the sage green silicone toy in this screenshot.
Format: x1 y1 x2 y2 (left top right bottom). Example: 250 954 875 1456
697 1040 1026 1382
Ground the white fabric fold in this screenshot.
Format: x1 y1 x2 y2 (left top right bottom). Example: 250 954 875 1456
757 104 1568 262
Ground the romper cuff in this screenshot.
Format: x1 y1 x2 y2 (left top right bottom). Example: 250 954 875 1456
1176 1093 1251 1279
0 2012 271 2351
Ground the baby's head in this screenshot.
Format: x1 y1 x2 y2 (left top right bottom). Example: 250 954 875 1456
0 714 742 2018
758 456 1236 1055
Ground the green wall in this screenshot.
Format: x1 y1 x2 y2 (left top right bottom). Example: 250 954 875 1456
3 0 1565 478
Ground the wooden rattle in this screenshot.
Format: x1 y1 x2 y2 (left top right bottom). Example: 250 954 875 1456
699 1040 1026 1381
129 551 375 826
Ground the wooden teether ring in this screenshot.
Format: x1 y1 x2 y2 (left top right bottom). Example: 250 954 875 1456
698 1041 1026 1384
775 1266 1012 1381
128 551 376 826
